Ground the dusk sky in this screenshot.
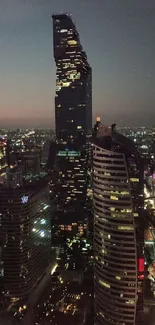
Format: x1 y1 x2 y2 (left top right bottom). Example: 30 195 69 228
0 0 155 128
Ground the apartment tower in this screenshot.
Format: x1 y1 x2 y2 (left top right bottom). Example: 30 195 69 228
93 124 144 325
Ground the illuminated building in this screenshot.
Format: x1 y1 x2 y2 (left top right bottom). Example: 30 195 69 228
144 197 155 298
41 140 51 168
0 139 8 184
92 117 102 141
22 152 40 178
59 221 87 237
52 13 92 141
51 14 91 250
5 168 23 188
93 124 144 325
56 144 87 210
0 139 7 171
0 178 52 299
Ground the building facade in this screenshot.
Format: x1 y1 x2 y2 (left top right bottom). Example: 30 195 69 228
22 152 40 178
0 139 8 185
0 179 52 298
51 14 92 244
56 143 87 211
52 13 92 141
93 125 144 325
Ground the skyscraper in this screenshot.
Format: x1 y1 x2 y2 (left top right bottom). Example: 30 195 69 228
0 177 52 299
93 124 144 325
52 13 92 142
51 14 92 235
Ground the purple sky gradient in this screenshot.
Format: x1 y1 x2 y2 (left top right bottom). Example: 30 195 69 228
0 0 155 128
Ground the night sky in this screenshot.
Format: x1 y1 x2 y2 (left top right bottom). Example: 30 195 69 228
0 0 155 128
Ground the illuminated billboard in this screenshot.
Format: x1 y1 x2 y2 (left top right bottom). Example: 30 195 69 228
138 258 144 273
57 150 81 157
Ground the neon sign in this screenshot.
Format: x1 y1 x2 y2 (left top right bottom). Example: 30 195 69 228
138 258 144 273
57 150 81 157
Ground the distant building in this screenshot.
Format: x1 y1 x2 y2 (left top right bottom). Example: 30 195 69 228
58 220 87 238
52 13 92 141
92 117 101 139
61 270 83 285
0 177 52 299
93 124 144 325
41 141 51 168
0 139 7 172
0 245 3 296
22 152 40 178
5 167 23 188
0 139 8 184
46 141 57 171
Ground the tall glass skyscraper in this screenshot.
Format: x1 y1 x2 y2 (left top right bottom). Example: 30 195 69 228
52 13 92 141
51 14 92 223
93 125 144 325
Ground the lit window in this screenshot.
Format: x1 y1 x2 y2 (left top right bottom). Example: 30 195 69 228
60 29 68 33
99 279 110 288
62 82 70 87
126 300 134 304
110 196 118 200
67 40 77 45
130 178 139 182
118 226 133 230
123 191 129 195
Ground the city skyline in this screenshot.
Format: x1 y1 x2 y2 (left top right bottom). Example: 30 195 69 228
1 0 155 127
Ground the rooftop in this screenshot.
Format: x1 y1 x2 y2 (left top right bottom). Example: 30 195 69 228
52 13 71 19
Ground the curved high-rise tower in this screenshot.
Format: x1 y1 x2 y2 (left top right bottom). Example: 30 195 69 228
93 125 144 325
